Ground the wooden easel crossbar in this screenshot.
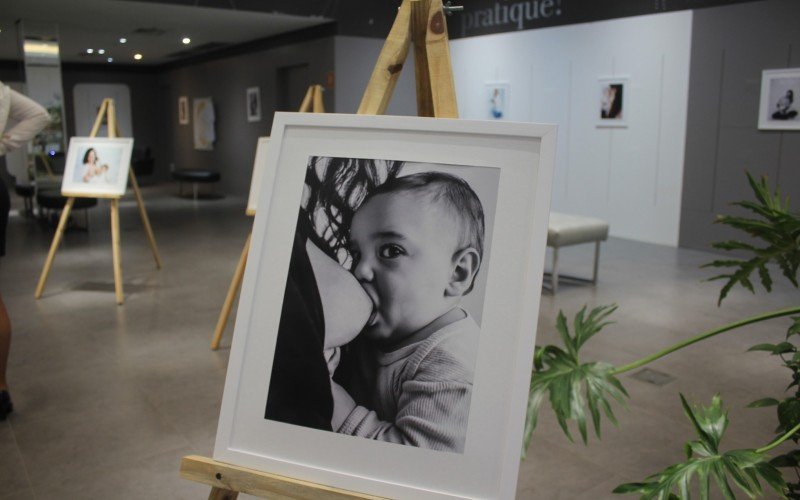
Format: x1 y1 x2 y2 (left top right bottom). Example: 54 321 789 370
188 0 460 496
34 98 161 305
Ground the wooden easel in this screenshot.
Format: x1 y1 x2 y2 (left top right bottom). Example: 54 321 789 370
210 84 325 350
187 1 459 498
34 98 162 305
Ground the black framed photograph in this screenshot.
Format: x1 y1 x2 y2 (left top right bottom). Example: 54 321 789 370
214 112 556 499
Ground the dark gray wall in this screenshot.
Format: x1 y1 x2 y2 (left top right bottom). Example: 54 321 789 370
679 0 800 250
61 65 166 180
159 36 335 195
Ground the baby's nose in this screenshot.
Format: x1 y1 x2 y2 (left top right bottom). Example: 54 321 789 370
353 258 373 282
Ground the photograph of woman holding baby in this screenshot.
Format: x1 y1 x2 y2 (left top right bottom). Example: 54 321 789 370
80 147 111 184
264 156 499 454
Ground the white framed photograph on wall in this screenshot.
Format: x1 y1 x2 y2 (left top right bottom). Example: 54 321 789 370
61 137 134 198
247 86 262 123
213 112 556 499
485 81 510 120
758 68 800 130
597 76 629 127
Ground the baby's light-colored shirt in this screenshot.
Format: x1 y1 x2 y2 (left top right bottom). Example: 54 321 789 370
337 312 480 453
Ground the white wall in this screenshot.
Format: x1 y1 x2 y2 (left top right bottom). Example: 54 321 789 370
450 12 693 246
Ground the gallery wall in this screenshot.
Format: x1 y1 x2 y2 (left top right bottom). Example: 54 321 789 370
449 11 693 246
160 36 335 195
333 36 417 117
679 0 800 251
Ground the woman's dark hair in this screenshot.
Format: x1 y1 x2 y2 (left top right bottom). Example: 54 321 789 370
82 148 96 164
302 157 404 265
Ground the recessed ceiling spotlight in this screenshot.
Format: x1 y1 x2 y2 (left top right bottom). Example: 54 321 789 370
182 37 191 45
86 48 94 54
119 37 127 44
98 49 105 54
107 57 113 63
134 53 142 60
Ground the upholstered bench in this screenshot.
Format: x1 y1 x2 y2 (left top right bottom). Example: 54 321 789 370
547 213 610 293
36 189 98 230
172 169 221 200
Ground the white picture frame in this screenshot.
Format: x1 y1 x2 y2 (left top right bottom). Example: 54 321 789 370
61 136 134 198
247 86 262 123
178 96 189 125
246 136 270 215
485 81 509 120
758 68 800 130
214 112 556 499
597 76 629 128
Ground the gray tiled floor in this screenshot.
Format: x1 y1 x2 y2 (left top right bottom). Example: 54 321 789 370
1 185 796 499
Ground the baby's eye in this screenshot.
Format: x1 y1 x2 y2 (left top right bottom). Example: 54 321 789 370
378 244 405 259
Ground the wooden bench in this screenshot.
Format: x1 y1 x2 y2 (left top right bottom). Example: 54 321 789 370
546 212 610 293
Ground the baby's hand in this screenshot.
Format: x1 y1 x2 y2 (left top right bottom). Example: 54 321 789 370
330 379 356 431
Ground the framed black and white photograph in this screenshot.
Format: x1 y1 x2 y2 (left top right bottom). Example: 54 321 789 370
246 136 270 215
246 86 261 123
61 137 134 198
214 112 555 499
178 96 189 125
758 68 800 130
597 76 628 127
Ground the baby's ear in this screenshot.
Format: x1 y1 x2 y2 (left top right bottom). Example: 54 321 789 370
445 248 481 297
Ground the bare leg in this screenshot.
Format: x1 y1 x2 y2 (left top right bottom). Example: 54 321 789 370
0 293 9 391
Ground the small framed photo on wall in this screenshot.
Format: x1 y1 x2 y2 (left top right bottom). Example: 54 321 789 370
485 81 509 120
758 68 800 130
178 96 189 125
246 86 262 123
597 76 629 128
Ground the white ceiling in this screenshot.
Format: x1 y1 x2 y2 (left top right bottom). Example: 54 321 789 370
0 0 332 66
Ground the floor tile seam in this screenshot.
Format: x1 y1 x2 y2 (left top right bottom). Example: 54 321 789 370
7 419 35 495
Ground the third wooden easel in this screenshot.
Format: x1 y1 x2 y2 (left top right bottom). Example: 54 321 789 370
186 0 460 498
34 98 162 305
210 84 326 350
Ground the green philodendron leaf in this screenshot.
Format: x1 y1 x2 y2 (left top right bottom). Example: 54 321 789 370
522 305 626 454
703 172 800 305
787 316 800 339
748 397 780 408
614 395 789 499
770 450 800 468
777 399 800 438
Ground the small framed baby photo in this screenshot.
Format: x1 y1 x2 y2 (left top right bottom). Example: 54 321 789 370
61 137 134 198
758 68 800 130
214 112 556 499
245 136 270 216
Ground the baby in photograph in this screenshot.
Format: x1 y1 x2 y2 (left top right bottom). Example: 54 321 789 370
330 170 484 453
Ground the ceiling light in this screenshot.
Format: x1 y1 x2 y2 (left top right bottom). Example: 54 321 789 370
23 40 59 57
98 49 105 54
182 37 191 45
119 37 127 44
134 53 142 60
107 57 113 63
86 48 94 54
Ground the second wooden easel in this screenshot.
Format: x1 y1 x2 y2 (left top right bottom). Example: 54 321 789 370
188 0 460 498
210 84 326 350
34 98 162 305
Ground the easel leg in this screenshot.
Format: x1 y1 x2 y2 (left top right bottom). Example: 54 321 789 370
35 198 75 299
110 199 124 305
128 170 162 269
211 233 251 350
208 487 238 500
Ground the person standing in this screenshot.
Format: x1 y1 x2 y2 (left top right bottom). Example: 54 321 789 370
0 81 50 419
